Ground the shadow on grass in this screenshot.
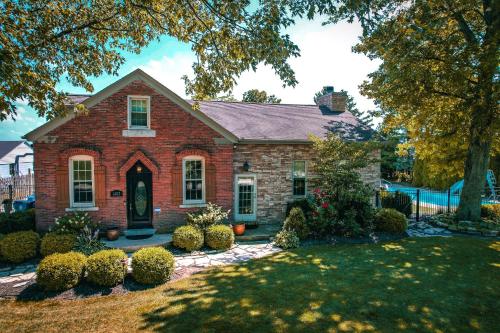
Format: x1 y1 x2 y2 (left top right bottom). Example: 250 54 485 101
16 276 152 301
141 238 499 333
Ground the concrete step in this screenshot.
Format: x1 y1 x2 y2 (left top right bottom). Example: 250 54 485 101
124 228 156 238
103 233 171 253
235 224 281 242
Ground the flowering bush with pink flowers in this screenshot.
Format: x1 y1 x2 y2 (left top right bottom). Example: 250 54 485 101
306 134 377 238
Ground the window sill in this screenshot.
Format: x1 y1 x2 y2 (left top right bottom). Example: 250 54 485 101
122 129 156 137
179 203 207 209
65 207 99 212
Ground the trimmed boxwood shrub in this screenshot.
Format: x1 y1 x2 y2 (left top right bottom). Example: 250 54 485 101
274 230 300 249
374 208 408 234
283 207 309 239
172 226 204 251
0 209 36 234
131 247 175 285
40 233 77 257
286 198 313 218
36 252 86 291
0 230 40 263
86 249 128 287
205 225 234 250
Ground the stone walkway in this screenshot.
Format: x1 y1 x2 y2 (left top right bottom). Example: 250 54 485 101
0 242 281 288
406 221 453 237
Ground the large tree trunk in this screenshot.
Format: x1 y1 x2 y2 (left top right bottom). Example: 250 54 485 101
455 128 491 220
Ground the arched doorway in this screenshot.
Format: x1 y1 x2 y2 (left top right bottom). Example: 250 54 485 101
126 161 152 228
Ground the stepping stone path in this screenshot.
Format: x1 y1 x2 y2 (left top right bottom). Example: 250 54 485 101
0 242 281 287
407 221 452 237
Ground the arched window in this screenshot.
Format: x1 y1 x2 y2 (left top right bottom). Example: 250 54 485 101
182 156 205 204
69 155 95 207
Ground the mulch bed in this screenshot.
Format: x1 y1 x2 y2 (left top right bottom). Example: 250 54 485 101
0 266 204 301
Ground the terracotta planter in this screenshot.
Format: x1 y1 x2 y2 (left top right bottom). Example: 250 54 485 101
106 227 120 241
232 224 245 236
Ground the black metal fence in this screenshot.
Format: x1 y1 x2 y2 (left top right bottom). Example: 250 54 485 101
375 187 499 221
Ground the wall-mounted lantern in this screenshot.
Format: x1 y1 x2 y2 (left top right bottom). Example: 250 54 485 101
243 161 250 172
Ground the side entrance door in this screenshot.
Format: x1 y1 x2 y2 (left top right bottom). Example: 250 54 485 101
234 174 257 222
126 161 152 228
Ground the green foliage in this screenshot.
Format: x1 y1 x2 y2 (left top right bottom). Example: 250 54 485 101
0 234 5 262
186 203 229 231
36 252 86 291
374 208 407 234
481 205 500 222
1 1 299 120
131 247 175 285
73 225 107 256
380 191 412 217
86 249 128 287
286 199 313 218
51 212 98 235
40 233 77 257
283 207 309 240
412 158 460 190
273 230 300 249
173 226 204 252
0 209 36 234
242 89 281 103
309 134 376 237
205 225 234 250
0 230 39 263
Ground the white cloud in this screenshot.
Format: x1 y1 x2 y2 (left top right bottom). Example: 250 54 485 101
140 53 195 98
141 19 380 114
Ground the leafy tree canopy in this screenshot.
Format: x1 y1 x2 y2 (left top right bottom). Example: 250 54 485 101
295 0 499 219
0 0 298 120
242 89 281 103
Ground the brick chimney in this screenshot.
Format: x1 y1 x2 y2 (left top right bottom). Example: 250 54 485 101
316 86 347 112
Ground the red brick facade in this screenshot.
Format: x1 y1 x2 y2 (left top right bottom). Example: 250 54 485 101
34 80 233 232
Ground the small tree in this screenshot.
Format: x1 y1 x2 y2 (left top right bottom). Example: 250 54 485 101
283 207 309 240
309 133 377 237
242 89 281 103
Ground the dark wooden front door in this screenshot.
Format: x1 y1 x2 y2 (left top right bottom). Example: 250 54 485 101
126 161 152 228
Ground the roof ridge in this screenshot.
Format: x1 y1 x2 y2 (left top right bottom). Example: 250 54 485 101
193 100 318 107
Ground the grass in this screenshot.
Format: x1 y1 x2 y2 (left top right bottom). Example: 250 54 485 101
1 237 499 333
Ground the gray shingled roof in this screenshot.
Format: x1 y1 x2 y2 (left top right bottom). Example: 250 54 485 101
66 94 373 142
0 141 24 160
191 101 373 142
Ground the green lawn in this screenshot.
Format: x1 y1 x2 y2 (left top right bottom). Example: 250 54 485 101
1 237 499 333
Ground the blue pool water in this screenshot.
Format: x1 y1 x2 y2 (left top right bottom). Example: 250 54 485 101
386 184 497 207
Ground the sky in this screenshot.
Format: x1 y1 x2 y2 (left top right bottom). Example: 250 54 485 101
0 17 380 141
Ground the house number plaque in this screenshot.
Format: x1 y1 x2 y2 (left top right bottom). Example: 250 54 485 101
110 190 123 197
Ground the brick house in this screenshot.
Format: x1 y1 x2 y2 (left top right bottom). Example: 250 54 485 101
24 69 379 232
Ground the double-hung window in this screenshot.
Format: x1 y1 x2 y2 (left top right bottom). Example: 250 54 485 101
128 96 150 128
69 155 94 207
292 160 307 196
183 157 205 204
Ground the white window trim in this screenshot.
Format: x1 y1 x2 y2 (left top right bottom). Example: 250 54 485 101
292 160 307 197
127 95 151 129
69 155 96 208
182 156 206 205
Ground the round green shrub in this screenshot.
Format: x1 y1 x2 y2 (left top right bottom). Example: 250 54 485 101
40 233 77 257
205 225 234 250
0 230 40 263
374 208 408 234
131 247 175 285
481 204 500 220
274 230 300 249
172 225 204 251
283 207 309 239
36 252 86 291
86 249 128 287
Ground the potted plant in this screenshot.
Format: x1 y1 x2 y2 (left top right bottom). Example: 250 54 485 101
232 223 245 236
106 226 120 241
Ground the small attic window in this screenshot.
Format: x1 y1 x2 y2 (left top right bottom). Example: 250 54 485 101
128 96 150 128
